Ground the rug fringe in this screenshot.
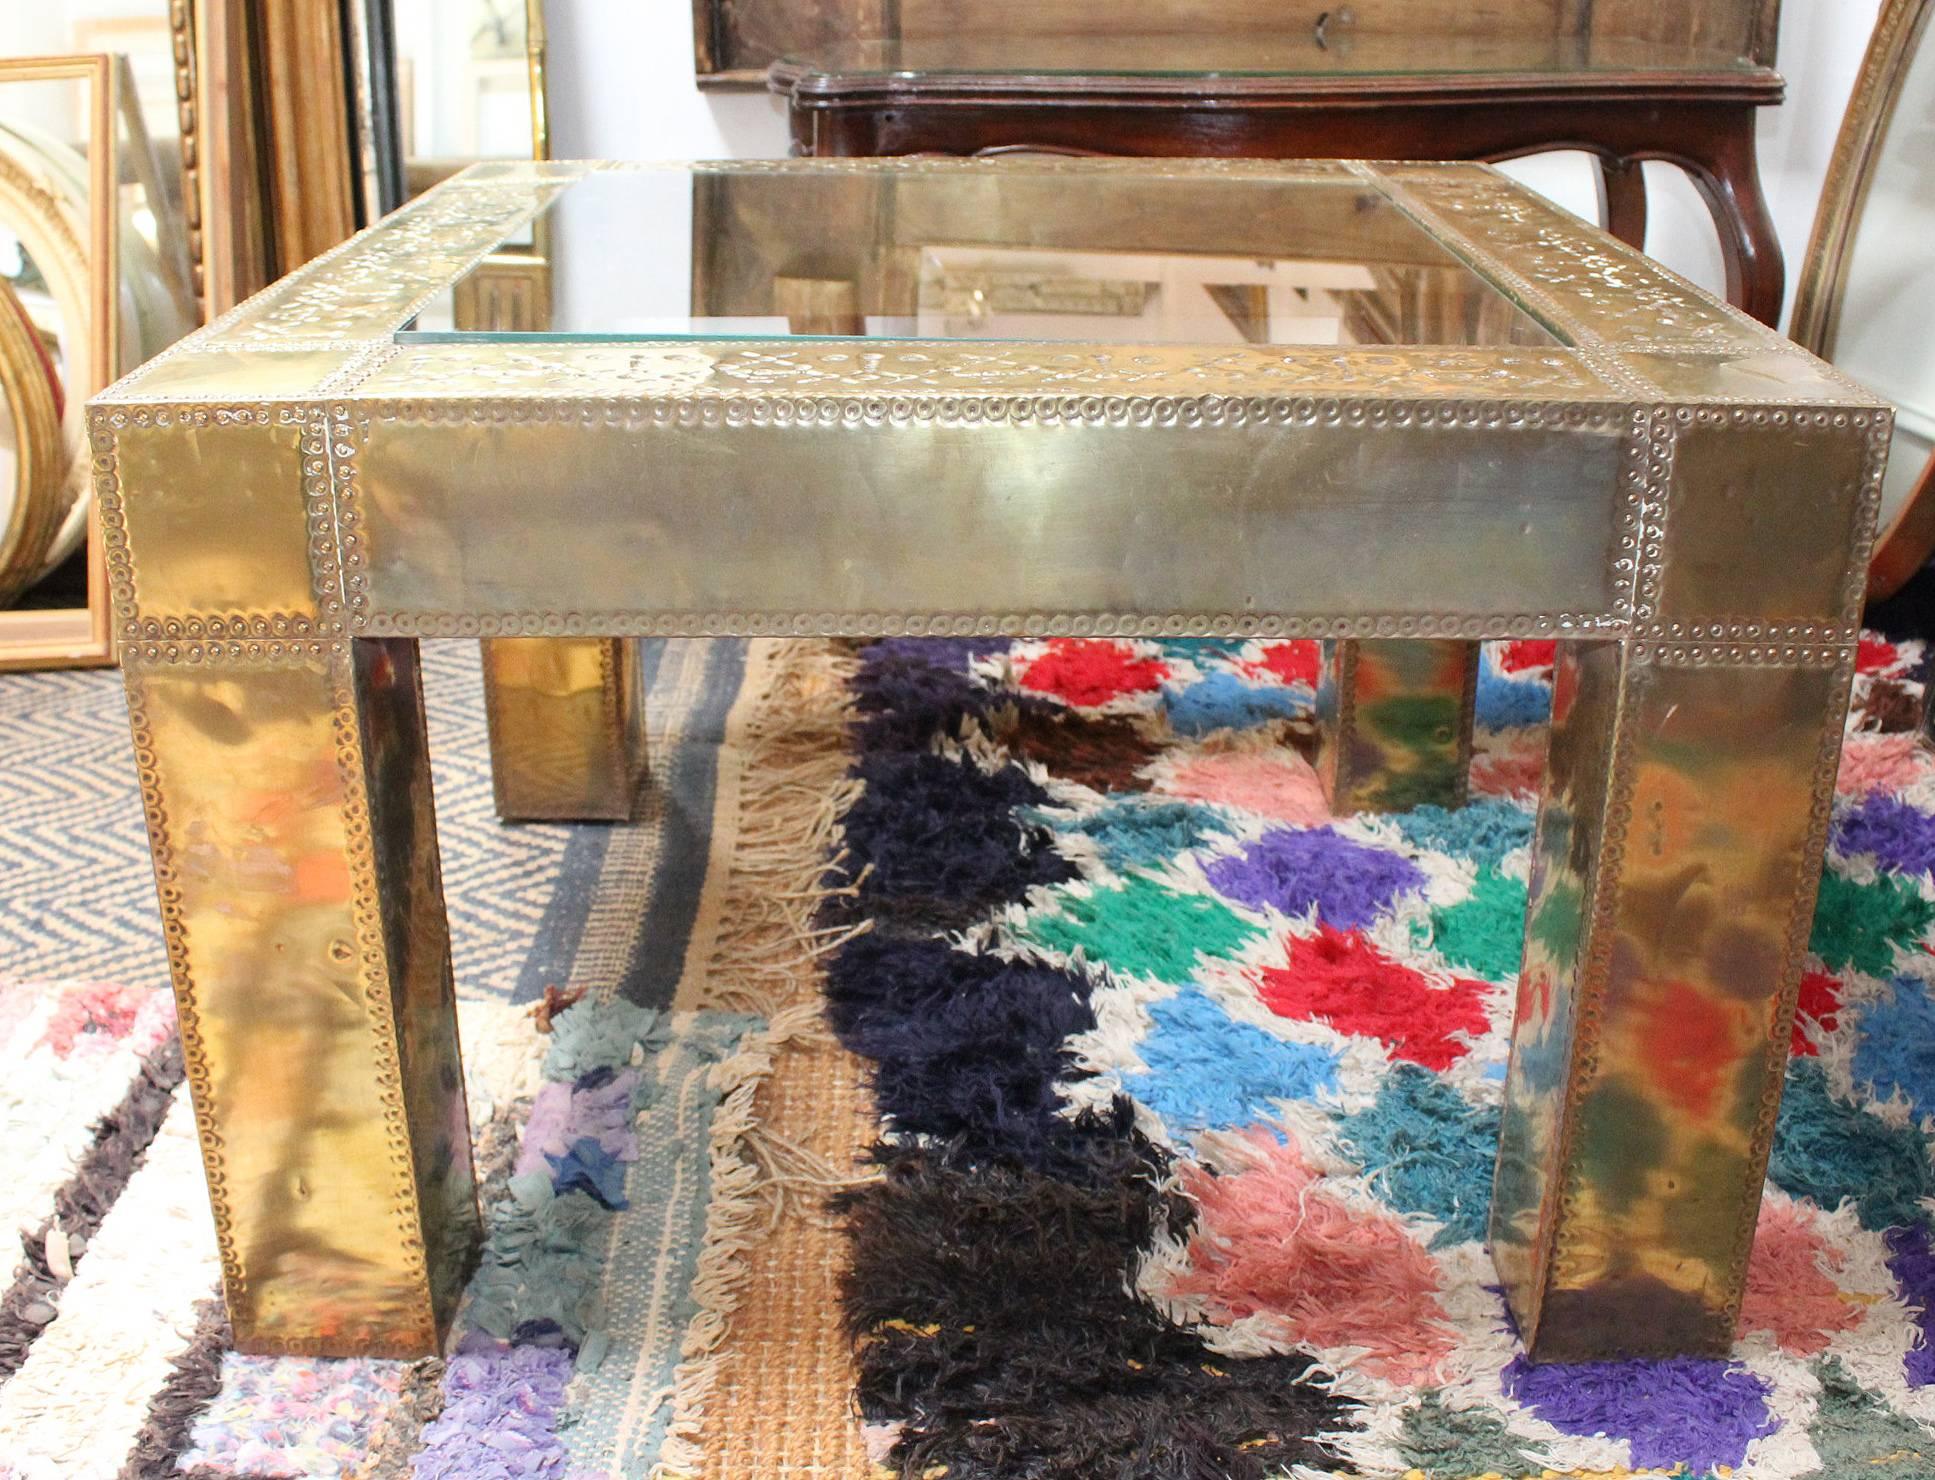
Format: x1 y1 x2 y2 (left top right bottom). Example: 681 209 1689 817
655 638 871 1479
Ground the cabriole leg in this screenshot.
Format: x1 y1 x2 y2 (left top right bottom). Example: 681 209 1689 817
481 636 648 822
1315 637 1476 813
123 638 478 1356
1491 640 1849 1361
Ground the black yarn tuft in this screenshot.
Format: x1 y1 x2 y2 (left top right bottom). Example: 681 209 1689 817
837 1139 1354 1479
830 750 1077 937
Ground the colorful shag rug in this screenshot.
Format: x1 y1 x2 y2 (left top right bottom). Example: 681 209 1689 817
819 631 1935 1480
8 627 1935 1479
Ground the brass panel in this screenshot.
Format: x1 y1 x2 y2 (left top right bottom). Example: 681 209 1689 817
1652 416 1875 624
481 636 648 821
353 638 478 1334
1316 638 1476 811
114 348 362 403
351 411 1627 631
123 641 478 1354
1494 644 1848 1360
113 408 320 630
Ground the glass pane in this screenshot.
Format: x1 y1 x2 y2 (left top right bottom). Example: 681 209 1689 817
778 32 1763 80
407 167 1559 349
1834 20 1935 532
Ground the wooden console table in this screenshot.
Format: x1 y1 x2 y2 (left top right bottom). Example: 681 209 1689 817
770 33 1789 325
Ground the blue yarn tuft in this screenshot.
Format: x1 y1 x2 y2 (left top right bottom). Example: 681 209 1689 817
1852 976 1935 1119
1336 1065 1499 1248
1770 1059 1935 1231
1390 799 1536 872
1474 658 1553 731
1130 989 1340 1132
1031 796 1236 874
1161 672 1309 736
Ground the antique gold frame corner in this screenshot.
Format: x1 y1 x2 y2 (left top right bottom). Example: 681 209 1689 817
1788 0 1935 598
0 53 120 672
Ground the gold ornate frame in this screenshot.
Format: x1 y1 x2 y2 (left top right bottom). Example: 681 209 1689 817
0 54 119 671
1789 0 1935 598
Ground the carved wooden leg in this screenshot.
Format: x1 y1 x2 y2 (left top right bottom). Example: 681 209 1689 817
481 636 648 822
1677 110 1785 327
123 638 478 1356
1595 155 1649 252
1315 638 1476 813
1491 641 1849 1360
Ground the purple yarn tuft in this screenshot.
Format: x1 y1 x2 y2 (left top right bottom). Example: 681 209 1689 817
1835 794 1935 879
1204 826 1426 928
1501 1354 1776 1471
1886 1224 1935 1387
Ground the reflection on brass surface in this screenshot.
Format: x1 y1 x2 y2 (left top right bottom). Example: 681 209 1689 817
1316 639 1476 812
1494 644 1849 1359
482 637 647 821
122 640 478 1354
92 158 1891 1359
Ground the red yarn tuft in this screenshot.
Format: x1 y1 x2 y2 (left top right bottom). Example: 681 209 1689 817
1498 639 1558 674
1857 636 1901 675
1791 970 1843 1057
1167 1129 1456 1385
1256 926 1491 1070
1019 639 1170 708
1244 640 1322 690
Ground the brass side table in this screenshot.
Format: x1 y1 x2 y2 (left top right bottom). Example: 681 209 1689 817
93 158 1888 1363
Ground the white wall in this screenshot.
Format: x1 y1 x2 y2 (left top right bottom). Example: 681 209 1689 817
549 0 1883 330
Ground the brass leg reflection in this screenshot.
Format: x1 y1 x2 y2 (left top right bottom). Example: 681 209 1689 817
1315 637 1476 813
123 639 479 1357
481 637 648 822
1492 641 1849 1362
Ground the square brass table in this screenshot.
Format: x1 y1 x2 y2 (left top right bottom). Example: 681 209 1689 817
93 158 1890 1363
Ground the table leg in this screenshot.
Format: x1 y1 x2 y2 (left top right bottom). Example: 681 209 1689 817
481 637 648 822
1315 638 1475 813
1491 640 1849 1361
1676 114 1785 328
123 638 479 1357
1594 156 1648 252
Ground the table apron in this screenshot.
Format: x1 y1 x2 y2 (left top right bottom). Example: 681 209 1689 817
342 413 1630 632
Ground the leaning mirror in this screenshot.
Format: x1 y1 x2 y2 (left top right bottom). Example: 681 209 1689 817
1792 0 1935 600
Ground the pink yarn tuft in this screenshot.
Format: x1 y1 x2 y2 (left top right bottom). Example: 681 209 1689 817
1738 1198 1860 1355
1159 750 1331 825
1470 740 1546 803
1165 1129 1456 1385
1837 733 1934 798
39 981 175 1059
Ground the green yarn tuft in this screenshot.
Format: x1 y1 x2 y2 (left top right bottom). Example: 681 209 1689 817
1806 1357 1932 1475
1022 873 1261 985
1769 1060 1935 1232
1417 868 1527 982
1395 1391 1537 1478
1810 869 1935 978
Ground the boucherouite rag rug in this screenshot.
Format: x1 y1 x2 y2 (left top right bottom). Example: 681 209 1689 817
7 629 1935 1480
815 630 1935 1480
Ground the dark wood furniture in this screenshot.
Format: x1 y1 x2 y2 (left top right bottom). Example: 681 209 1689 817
761 10 1788 325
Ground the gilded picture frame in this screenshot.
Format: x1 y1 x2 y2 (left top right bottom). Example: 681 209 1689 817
1789 0 1935 600
0 53 120 672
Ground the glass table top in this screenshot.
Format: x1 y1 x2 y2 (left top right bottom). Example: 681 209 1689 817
404 166 1560 350
771 33 1765 82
